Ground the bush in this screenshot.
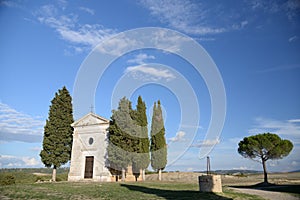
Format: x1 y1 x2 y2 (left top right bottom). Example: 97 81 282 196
56 173 68 181
0 174 16 185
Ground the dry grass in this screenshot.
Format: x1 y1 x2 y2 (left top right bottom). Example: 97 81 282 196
146 172 300 186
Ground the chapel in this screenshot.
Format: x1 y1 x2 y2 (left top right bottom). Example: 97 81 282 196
68 112 142 182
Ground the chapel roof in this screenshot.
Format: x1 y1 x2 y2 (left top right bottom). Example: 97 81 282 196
71 112 109 127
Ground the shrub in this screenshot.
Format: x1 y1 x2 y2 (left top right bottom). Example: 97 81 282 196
0 174 16 185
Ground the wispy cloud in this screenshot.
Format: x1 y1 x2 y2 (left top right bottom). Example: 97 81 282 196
0 102 44 143
249 117 300 139
191 138 220 148
181 124 203 129
0 155 41 168
289 35 298 42
232 20 249 30
34 4 116 54
247 0 300 21
139 0 226 35
169 131 186 142
125 64 176 81
30 146 42 152
79 7 95 15
0 0 22 8
127 53 155 64
288 119 300 123
257 64 300 73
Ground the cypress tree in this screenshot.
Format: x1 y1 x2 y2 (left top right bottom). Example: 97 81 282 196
150 100 167 181
131 96 150 181
107 97 136 181
40 86 74 181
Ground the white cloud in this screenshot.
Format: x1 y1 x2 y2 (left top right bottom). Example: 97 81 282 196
181 124 203 129
288 35 298 42
288 119 300 123
291 161 298 166
151 29 190 53
232 20 249 30
249 117 300 137
34 4 116 53
186 167 193 171
127 53 155 64
257 64 300 73
0 155 41 168
0 102 44 143
21 157 40 166
169 131 186 142
0 0 22 8
30 146 42 152
125 64 176 81
285 0 300 20
139 0 227 35
96 34 141 56
79 7 95 15
191 138 220 148
248 0 300 21
232 166 248 170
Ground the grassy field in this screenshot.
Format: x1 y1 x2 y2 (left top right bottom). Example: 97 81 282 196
1 170 299 199
0 181 265 200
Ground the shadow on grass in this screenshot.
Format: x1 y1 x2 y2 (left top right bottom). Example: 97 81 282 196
121 184 232 200
231 182 300 195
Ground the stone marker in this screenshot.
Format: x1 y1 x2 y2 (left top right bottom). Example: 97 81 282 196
198 175 222 193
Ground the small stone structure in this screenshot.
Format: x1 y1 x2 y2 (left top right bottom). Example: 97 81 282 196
198 175 222 193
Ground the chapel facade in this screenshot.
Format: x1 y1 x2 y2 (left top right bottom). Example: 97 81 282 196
68 112 142 182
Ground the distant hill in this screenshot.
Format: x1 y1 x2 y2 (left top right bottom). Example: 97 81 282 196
290 169 300 173
193 169 262 175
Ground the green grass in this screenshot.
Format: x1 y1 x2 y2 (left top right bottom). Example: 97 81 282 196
0 171 68 185
0 181 266 200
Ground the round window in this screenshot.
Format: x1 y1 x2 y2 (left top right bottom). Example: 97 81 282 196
88 137 94 145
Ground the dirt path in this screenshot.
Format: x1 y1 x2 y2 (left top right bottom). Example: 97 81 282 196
229 187 300 200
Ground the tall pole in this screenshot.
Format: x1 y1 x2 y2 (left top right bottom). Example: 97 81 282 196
207 156 211 175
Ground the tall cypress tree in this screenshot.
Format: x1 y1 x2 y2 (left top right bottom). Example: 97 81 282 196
131 96 150 181
40 86 74 181
150 100 167 181
107 97 136 181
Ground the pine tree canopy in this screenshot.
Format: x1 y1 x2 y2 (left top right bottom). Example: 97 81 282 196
238 133 293 162
40 86 74 168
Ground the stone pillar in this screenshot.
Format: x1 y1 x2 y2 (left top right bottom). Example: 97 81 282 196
198 175 222 193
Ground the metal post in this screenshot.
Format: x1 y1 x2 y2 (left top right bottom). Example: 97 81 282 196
207 156 211 175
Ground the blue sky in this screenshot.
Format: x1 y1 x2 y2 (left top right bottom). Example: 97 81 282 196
0 0 299 172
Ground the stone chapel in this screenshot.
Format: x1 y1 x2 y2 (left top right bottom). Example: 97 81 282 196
68 112 142 182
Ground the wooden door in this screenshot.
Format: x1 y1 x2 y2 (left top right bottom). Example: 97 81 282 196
84 156 94 179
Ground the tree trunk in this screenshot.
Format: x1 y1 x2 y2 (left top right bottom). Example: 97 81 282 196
262 159 268 183
142 169 145 181
121 168 125 182
52 165 57 182
158 169 162 181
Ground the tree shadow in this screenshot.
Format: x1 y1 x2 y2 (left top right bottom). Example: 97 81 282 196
121 184 232 200
230 182 300 195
